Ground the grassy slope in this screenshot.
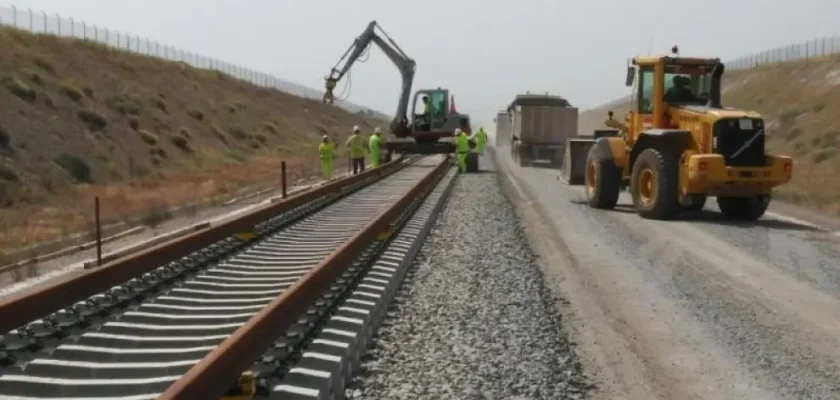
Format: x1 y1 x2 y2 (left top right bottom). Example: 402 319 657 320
579 54 840 216
0 28 386 252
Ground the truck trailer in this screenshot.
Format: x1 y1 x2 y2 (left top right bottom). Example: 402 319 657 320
493 110 512 148
507 94 579 168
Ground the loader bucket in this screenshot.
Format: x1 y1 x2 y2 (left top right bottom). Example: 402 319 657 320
562 138 597 185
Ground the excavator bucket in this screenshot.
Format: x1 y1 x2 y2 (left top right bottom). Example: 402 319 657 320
561 138 596 185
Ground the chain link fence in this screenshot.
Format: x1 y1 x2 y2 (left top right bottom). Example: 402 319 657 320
726 36 840 70
0 5 389 120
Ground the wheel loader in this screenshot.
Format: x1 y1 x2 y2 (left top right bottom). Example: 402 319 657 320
563 47 793 220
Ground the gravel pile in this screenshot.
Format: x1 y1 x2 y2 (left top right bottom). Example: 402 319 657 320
346 172 592 400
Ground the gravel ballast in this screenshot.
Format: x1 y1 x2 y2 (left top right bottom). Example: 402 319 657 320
346 169 592 400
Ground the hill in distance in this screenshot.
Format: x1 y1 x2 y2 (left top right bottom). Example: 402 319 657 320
0 27 386 254
579 55 840 216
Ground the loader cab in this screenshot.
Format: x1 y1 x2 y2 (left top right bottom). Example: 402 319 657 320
411 88 449 131
624 53 724 139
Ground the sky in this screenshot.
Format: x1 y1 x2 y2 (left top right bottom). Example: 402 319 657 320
6 0 840 132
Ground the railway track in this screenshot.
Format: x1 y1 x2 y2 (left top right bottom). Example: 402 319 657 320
0 154 456 399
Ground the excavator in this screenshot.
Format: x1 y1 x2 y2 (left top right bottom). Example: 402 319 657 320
323 20 476 168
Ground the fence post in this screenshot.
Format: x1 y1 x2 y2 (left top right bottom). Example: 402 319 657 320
281 162 287 199
83 22 87 40
56 13 60 35
95 197 102 266
28 8 32 30
12 5 16 27
70 17 74 37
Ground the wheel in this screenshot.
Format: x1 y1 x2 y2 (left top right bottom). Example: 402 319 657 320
716 194 770 220
584 144 621 209
630 148 680 220
680 194 707 211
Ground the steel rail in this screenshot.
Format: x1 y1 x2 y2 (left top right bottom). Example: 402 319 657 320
0 158 408 334
158 155 451 399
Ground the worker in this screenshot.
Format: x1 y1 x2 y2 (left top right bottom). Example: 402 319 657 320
422 95 432 129
369 127 382 168
664 75 696 103
455 128 470 173
475 127 488 155
346 125 366 175
318 135 335 180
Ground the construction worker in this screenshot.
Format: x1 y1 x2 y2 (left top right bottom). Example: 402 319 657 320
422 96 432 129
318 135 335 180
474 127 488 155
346 125 365 175
455 128 470 173
368 127 381 168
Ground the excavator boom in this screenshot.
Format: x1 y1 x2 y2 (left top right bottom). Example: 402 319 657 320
323 21 416 136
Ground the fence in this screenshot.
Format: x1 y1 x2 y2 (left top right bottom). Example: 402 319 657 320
726 36 840 70
0 5 390 120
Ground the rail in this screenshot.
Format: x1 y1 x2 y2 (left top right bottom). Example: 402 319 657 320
0 156 408 334
160 155 450 399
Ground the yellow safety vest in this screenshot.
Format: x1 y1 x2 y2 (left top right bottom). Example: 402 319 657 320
319 142 334 160
346 134 365 158
455 133 470 153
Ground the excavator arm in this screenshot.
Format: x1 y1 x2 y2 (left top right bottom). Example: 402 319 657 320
323 21 416 136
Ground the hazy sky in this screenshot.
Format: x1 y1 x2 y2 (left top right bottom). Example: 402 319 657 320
7 0 840 131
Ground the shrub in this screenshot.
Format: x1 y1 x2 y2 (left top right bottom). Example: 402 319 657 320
127 116 140 130
77 109 108 131
262 121 278 134
187 108 204 121
150 147 167 159
3 78 36 102
230 126 248 140
814 149 835 164
150 97 167 113
59 82 84 102
106 95 142 115
0 165 18 182
211 125 228 143
251 133 267 143
54 153 92 183
170 135 191 152
0 125 10 148
138 130 158 145
33 57 56 75
27 71 42 85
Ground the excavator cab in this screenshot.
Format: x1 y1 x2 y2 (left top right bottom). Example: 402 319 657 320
411 89 448 131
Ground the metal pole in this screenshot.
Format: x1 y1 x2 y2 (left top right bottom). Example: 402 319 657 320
95 197 102 266
281 162 287 199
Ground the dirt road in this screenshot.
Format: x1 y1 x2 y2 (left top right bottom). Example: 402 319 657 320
491 149 840 400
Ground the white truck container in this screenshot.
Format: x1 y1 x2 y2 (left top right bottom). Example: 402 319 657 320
508 94 579 167
493 110 512 148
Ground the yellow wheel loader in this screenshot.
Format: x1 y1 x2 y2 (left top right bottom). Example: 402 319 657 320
563 47 793 220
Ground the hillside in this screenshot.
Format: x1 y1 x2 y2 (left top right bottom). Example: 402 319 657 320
579 54 840 216
0 28 386 254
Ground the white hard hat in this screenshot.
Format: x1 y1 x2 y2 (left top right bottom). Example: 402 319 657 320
322 134 329 140
374 127 381 134
353 125 360 132
454 128 462 135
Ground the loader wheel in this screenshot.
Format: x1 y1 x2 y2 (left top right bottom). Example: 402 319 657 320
716 194 770 221
630 148 680 220
584 144 621 209
679 194 707 212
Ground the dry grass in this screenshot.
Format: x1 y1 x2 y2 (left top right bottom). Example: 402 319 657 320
0 27 385 254
579 54 840 216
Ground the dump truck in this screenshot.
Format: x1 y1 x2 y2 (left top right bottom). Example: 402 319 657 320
562 46 793 220
323 20 477 172
494 110 512 148
507 94 579 168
